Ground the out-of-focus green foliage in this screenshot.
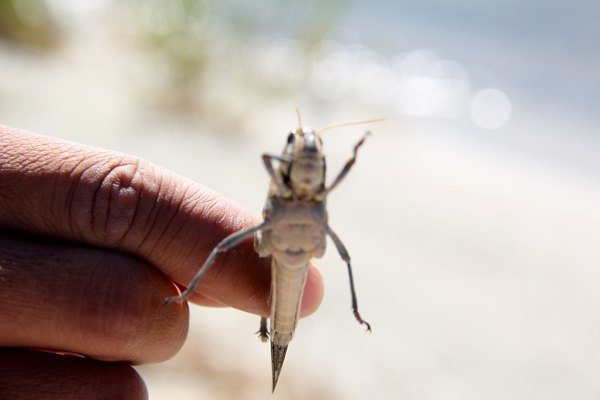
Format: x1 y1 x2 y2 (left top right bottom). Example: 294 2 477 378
125 0 347 114
0 0 61 50
132 0 212 85
0 0 348 118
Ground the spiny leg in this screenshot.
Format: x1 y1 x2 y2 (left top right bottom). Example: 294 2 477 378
164 221 270 304
256 316 269 343
326 225 371 331
323 130 370 195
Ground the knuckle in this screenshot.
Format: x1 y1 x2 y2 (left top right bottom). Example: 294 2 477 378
91 162 144 244
69 158 161 247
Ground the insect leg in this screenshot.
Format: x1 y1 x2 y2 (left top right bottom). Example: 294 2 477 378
324 131 370 195
164 220 271 304
326 225 371 331
256 316 269 343
255 284 273 342
262 154 289 192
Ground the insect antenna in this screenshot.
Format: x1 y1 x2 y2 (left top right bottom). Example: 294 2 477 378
316 117 384 135
295 108 303 131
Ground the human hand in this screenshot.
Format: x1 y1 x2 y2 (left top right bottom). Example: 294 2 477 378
0 125 324 399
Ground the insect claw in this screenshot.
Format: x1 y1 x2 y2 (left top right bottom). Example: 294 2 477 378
256 317 269 342
256 330 269 343
257 333 269 343
353 310 372 332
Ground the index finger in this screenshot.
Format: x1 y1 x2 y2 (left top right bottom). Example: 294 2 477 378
0 125 324 317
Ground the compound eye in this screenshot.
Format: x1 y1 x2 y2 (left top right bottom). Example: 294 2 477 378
286 132 295 144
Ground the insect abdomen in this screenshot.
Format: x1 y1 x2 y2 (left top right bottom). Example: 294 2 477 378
270 258 309 346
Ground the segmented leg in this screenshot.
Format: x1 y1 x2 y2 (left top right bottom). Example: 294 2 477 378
326 225 371 331
164 221 270 303
323 131 370 195
256 316 269 342
262 154 291 193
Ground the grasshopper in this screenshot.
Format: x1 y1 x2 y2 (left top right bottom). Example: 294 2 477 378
166 111 380 391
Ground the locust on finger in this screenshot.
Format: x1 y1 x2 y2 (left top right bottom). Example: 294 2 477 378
165 111 381 391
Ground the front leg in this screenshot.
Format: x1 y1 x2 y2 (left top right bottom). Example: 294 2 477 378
323 131 370 195
262 153 290 193
326 225 371 331
165 220 270 303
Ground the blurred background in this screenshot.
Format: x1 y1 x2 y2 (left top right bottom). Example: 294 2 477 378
1 0 600 399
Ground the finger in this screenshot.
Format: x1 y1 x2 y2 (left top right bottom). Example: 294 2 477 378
174 283 227 308
0 233 188 364
0 126 324 316
0 348 147 400
300 263 323 317
187 263 322 317
190 295 227 307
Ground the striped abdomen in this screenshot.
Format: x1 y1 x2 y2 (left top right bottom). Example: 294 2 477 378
269 257 310 346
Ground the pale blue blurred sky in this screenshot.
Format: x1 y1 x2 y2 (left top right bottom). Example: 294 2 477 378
344 0 599 118
225 0 599 117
